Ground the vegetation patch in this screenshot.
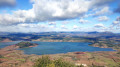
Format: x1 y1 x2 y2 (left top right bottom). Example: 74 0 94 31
16 59 25 62
16 42 38 48
0 55 3 58
34 56 76 67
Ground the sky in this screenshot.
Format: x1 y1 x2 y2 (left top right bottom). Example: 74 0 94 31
0 0 120 33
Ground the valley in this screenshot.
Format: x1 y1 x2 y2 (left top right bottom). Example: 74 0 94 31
0 32 120 67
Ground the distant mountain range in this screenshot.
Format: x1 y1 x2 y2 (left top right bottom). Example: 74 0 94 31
0 31 119 39
0 31 119 36
0 31 120 42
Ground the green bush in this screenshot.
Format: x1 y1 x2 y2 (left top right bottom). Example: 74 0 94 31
34 56 52 67
91 64 104 67
0 55 3 58
117 51 120 54
54 58 75 67
33 56 76 67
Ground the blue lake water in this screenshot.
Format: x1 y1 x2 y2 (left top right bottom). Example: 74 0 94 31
0 41 21 48
0 41 115 55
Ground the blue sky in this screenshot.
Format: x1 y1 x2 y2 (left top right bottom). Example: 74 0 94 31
0 0 120 33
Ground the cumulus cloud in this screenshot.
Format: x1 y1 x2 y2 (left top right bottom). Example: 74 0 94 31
33 0 91 21
93 23 109 32
48 22 56 25
94 23 104 28
73 25 79 29
113 21 119 25
62 21 70 24
0 14 22 25
112 17 120 26
61 25 67 29
108 16 120 31
0 0 16 8
97 16 109 22
0 23 55 32
93 6 110 16
0 0 117 33
30 0 35 3
18 23 42 28
0 0 114 25
79 19 89 23
0 9 35 25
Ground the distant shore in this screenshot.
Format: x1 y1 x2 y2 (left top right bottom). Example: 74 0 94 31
0 39 114 49
0 38 13 42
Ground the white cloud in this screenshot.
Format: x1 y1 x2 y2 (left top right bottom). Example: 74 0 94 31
108 17 120 32
112 17 120 26
48 22 56 25
94 23 104 28
0 0 114 25
0 14 23 25
61 25 67 29
18 23 42 28
33 0 91 21
62 21 70 24
97 16 109 22
0 23 56 32
0 0 116 33
93 6 110 16
113 21 119 25
79 19 89 23
30 0 35 3
73 25 79 29
0 9 35 25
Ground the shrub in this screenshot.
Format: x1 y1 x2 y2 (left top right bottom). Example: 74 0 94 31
34 56 52 67
117 51 120 54
54 58 75 67
33 56 76 67
91 64 104 67
0 55 3 58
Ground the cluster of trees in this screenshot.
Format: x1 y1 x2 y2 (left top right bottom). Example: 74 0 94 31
33 56 84 67
16 42 36 48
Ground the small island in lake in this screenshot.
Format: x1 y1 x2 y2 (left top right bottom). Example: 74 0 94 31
16 42 38 48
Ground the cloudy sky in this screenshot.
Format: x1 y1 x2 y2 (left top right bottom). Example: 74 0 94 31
0 0 120 33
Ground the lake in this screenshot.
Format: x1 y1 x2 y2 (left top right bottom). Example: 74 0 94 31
0 41 21 48
0 41 115 55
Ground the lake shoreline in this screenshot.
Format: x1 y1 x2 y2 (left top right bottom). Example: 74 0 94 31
0 42 120 67
8 41 117 55
0 41 116 52
0 43 116 56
